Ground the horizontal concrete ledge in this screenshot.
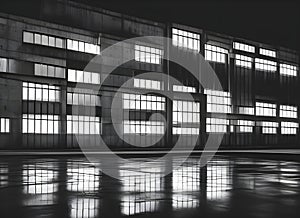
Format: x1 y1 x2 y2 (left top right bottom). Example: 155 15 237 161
1 149 300 156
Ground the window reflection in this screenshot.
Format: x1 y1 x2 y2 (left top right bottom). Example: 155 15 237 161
120 163 164 215
70 197 100 218
172 159 200 209
22 162 58 205
172 194 199 209
0 163 8 188
67 162 100 193
207 160 232 201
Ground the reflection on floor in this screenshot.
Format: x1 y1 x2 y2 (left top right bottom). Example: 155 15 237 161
0 155 300 217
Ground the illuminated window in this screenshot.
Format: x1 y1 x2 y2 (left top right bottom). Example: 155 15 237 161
260 121 278 134
173 85 196 93
255 102 276 117
123 120 164 134
259 48 276 58
206 118 229 133
0 58 7 72
22 114 60 134
233 42 255 53
67 115 101 135
0 118 10 133
205 89 232 113
68 69 100 84
122 93 165 135
173 100 200 135
238 106 255 115
235 54 253 68
134 45 162 64
205 44 228 63
255 58 277 72
34 63 65 78
281 122 298 135
236 120 254 133
133 78 161 90
122 93 165 111
172 28 200 52
23 31 64 48
22 82 60 102
280 63 297 76
67 39 100 55
280 105 297 118
67 92 100 106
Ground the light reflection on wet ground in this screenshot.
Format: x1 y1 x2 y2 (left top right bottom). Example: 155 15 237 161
0 155 300 218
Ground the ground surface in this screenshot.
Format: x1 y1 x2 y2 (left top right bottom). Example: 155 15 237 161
0 153 300 218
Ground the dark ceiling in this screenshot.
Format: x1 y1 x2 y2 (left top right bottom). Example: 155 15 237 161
1 0 299 52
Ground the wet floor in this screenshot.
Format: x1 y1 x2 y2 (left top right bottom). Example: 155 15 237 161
1 154 300 218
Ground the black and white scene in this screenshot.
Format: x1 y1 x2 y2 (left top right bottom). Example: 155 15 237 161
0 0 300 217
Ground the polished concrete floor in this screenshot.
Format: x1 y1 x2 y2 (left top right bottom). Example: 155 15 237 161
0 154 300 218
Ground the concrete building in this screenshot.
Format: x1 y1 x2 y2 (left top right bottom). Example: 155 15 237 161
0 0 299 150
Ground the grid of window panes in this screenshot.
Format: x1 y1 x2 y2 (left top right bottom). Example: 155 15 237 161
68 69 100 84
255 102 276 117
0 118 9 133
205 89 232 113
236 120 255 133
233 42 255 53
67 92 100 106
280 63 297 76
235 54 253 68
34 63 65 78
281 122 298 135
172 28 200 52
172 100 200 135
122 93 165 111
122 93 165 135
23 31 64 48
133 78 161 90
123 120 164 134
67 39 100 55
205 44 228 63
67 115 101 135
280 105 297 118
255 58 277 72
134 45 162 64
22 114 60 134
260 121 278 134
22 82 60 102
259 48 276 58
238 106 255 115
206 118 229 133
173 85 196 93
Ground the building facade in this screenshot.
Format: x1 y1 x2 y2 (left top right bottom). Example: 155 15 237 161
0 0 299 150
